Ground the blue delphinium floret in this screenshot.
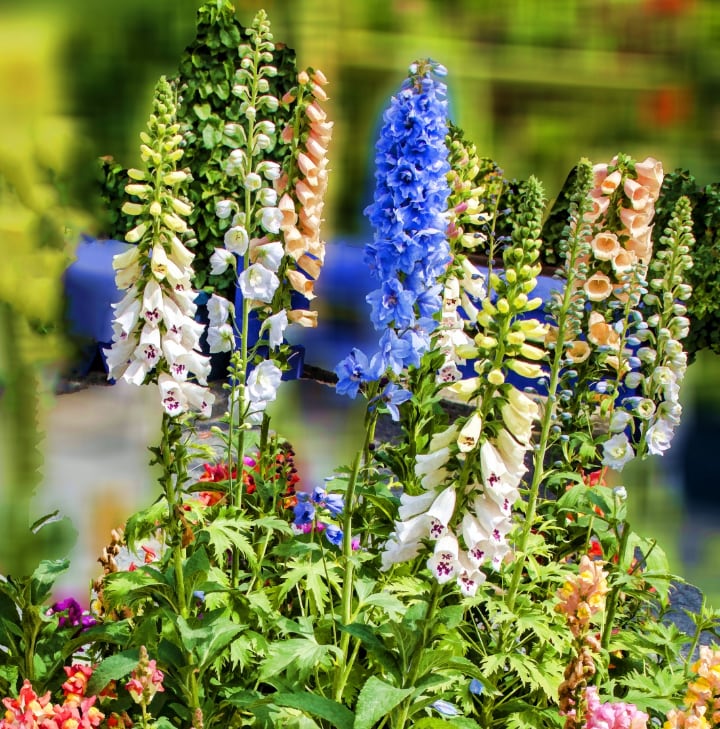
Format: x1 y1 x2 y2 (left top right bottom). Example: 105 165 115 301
292 498 315 527
311 486 344 517
324 525 343 547
372 382 412 422
334 348 380 399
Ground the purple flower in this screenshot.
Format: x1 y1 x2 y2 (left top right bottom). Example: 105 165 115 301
48 597 96 631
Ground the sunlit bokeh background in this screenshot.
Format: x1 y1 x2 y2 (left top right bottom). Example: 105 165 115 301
3 0 720 601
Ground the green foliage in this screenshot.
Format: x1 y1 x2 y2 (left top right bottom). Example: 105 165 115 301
0 559 90 695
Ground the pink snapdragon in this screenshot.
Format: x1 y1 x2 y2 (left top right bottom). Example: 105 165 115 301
584 686 648 729
126 646 165 707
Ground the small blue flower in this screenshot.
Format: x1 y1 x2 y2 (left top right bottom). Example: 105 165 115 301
311 486 345 517
334 348 379 399
469 678 484 696
324 525 343 547
293 498 315 526
377 329 412 375
373 382 412 422
366 278 417 330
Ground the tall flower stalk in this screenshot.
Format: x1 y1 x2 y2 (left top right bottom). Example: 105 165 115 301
199 10 333 585
332 59 452 708
104 75 210 717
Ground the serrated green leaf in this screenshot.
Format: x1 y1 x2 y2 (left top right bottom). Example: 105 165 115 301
200 513 256 567
354 676 413 729
259 638 334 682
276 557 331 614
86 650 140 695
272 692 354 729
102 567 169 609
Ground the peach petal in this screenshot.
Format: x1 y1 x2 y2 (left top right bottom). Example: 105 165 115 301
288 309 318 327
583 272 613 302
619 207 651 238
623 178 651 211
297 253 322 280
590 232 620 261
635 157 663 198
600 169 622 195
286 269 316 299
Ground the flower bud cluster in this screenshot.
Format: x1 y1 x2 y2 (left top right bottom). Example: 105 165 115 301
126 645 165 707
628 196 694 458
556 554 609 637
434 128 493 385
105 76 214 419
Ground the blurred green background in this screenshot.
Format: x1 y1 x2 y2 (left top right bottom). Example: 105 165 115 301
3 0 720 600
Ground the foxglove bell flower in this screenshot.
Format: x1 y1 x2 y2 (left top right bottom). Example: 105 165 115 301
238 263 280 303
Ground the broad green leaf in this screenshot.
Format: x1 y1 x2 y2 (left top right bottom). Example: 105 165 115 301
273 692 354 729
30 559 69 604
339 623 400 678
86 650 140 695
176 611 243 672
153 719 175 729
202 123 223 149
354 676 413 729
193 103 211 120
183 545 210 586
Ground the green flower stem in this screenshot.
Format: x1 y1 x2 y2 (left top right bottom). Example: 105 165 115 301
601 518 631 649
333 397 378 703
394 581 442 729
158 414 202 715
